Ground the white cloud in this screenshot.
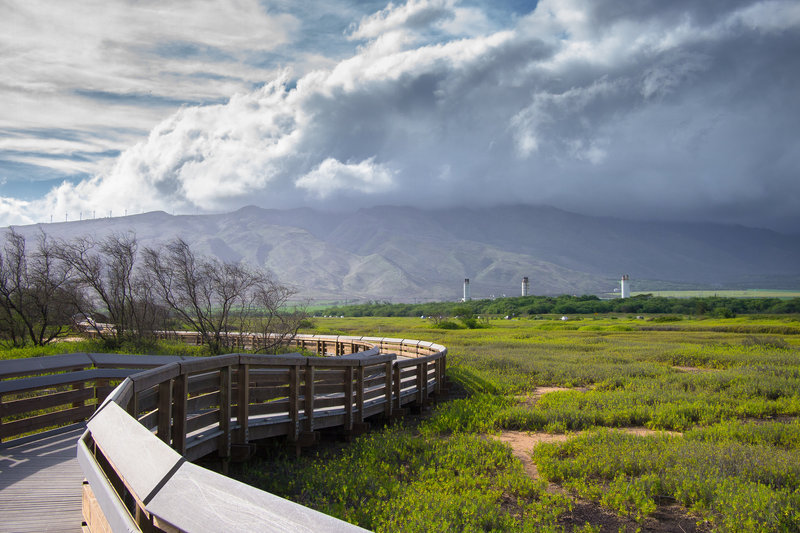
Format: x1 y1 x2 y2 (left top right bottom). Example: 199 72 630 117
349 0 456 41
2 0 799 230
297 158 396 198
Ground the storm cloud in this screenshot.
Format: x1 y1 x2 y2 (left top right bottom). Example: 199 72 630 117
3 0 799 231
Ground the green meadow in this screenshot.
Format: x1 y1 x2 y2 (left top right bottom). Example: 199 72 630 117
234 314 800 532
632 289 800 299
4 314 800 530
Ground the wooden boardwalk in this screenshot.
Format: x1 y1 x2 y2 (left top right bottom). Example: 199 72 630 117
0 425 85 533
0 335 447 532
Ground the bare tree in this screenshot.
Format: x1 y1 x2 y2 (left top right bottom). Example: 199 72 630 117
248 277 305 354
144 238 259 353
144 238 305 354
55 233 165 343
0 230 79 346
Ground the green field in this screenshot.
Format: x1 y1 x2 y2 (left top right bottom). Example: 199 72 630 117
234 315 800 532
5 315 800 531
632 289 800 299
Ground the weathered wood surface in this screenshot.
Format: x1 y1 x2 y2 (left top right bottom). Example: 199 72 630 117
0 333 447 533
0 424 85 533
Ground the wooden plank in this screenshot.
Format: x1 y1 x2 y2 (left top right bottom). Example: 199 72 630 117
0 368 140 395
249 400 291 416
137 409 159 430
136 386 159 412
314 395 345 410
187 371 221 396
1 405 95 439
313 369 347 383
186 409 220 434
76 432 139 533
145 461 369 533
179 354 237 374
130 363 180 392
306 357 359 368
0 352 93 379
364 388 385 402
248 370 291 385
87 402 183 501
89 353 185 369
1 387 93 417
314 383 346 395
239 354 306 366
363 375 385 388
0 425 92 533
250 385 290 403
187 390 220 413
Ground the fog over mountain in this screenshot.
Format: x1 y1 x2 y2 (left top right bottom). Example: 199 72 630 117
8 206 800 302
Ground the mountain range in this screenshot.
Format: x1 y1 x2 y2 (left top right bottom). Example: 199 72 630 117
7 205 800 302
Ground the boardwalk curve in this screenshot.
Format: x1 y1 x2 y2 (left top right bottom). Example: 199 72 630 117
0 333 447 532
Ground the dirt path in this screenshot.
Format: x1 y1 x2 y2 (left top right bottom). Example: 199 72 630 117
491 387 702 532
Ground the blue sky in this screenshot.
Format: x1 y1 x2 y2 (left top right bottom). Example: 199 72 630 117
1 0 798 231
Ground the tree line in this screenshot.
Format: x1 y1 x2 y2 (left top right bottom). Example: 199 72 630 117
321 293 800 318
0 230 305 353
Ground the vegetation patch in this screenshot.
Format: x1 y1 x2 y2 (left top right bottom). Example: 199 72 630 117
534 424 800 531
233 425 577 532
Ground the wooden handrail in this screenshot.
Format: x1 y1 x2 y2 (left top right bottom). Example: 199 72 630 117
0 333 447 532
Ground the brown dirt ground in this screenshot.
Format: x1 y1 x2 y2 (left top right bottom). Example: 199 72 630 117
492 387 706 532
671 365 716 373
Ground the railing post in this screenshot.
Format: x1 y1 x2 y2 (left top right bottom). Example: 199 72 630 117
157 380 172 444
304 364 315 433
434 357 442 395
219 366 231 459
289 364 299 441
344 365 353 431
172 373 187 455
393 363 402 410
95 378 108 410
384 361 393 417
128 390 138 418
236 364 250 445
355 365 364 424
416 362 425 406
72 381 86 409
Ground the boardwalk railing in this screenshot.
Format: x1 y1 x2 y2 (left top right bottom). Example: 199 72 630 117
0 334 447 532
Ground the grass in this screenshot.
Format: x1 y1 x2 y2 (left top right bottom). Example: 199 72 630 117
632 290 800 299
287 315 800 531
4 314 800 531
234 425 575 532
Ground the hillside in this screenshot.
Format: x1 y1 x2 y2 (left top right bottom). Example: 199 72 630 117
7 205 800 301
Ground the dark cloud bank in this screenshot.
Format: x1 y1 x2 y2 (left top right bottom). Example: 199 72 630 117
5 0 800 233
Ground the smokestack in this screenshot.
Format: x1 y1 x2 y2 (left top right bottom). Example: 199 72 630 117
463 278 471 302
620 275 630 299
521 277 529 297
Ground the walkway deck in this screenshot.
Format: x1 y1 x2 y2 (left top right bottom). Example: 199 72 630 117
0 425 85 533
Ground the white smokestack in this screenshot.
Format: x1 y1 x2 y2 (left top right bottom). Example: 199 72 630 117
522 276 529 297
463 278 471 302
620 275 630 298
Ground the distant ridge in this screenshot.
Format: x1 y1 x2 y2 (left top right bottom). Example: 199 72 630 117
7 205 800 301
